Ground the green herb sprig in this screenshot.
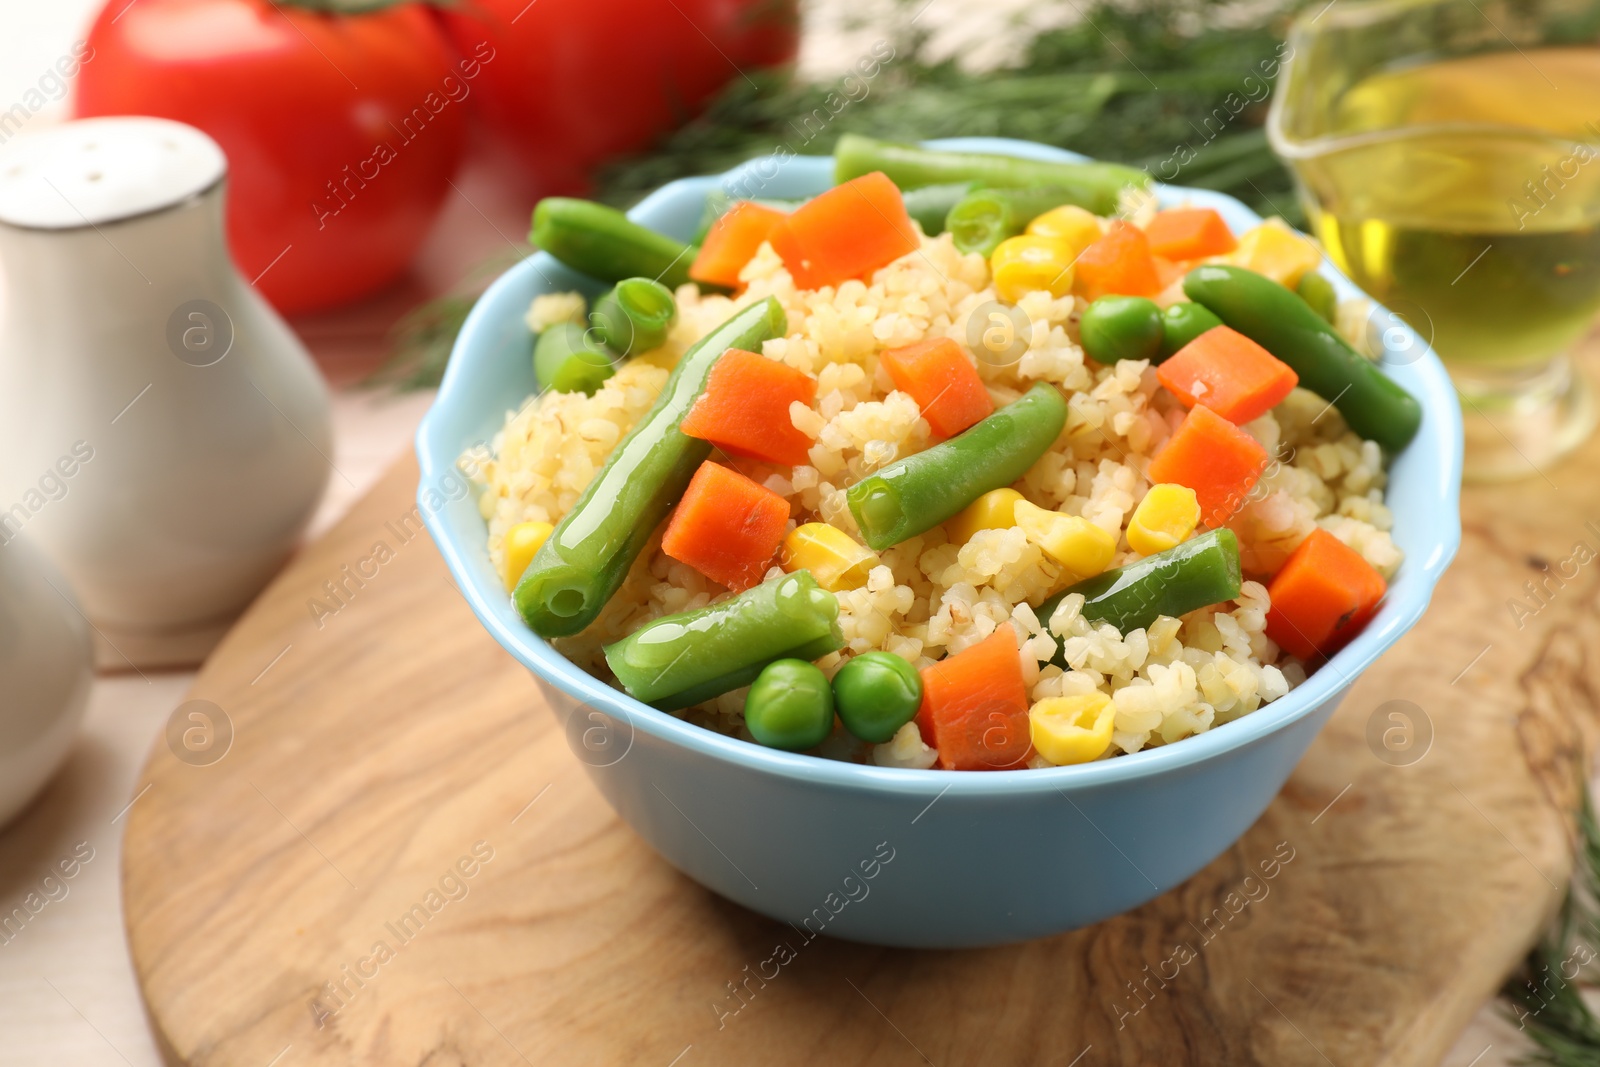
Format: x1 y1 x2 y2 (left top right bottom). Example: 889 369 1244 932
379 0 1304 388
1502 793 1600 1066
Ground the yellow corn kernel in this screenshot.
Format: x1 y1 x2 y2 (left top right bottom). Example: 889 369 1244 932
1127 483 1200 556
1030 693 1116 765
1025 204 1103 258
781 522 879 592
1013 500 1115 582
1221 219 1323 289
634 345 680 371
989 235 1077 304
502 520 554 591
946 488 1024 545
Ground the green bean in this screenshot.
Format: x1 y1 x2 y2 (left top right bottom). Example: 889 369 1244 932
531 197 699 289
946 187 1077 257
846 381 1067 551
533 324 617 396
603 571 842 709
834 134 1149 217
744 659 836 750
655 632 843 711
900 181 979 236
515 298 787 637
1035 529 1241 658
1296 271 1339 324
1183 265 1422 452
590 277 677 356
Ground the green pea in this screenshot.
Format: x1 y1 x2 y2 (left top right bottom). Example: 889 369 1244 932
1079 296 1163 364
831 651 923 743
1296 271 1339 324
1158 301 1224 361
744 659 835 751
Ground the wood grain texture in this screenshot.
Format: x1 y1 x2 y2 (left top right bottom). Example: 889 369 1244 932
122 446 1600 1067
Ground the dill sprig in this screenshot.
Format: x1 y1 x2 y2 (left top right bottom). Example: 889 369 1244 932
379 0 1304 388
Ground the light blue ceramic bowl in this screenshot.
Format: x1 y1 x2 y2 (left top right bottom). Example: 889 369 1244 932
418 138 1463 948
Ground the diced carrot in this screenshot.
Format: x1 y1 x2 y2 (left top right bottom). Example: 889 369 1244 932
689 202 789 289
681 349 818 466
1146 404 1269 527
1144 208 1238 261
1153 255 1186 291
1157 325 1299 425
768 172 920 290
915 627 1033 771
1073 221 1162 301
1265 528 1387 660
662 461 791 592
879 337 994 439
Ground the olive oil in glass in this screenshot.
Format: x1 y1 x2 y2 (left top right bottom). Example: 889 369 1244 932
1271 2 1600 480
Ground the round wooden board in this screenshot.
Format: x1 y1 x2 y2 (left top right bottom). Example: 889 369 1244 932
123 449 1600 1067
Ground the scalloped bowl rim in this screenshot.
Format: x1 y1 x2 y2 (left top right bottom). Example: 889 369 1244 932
418 136 1463 800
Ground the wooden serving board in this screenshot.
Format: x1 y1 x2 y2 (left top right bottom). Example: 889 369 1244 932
123 442 1600 1067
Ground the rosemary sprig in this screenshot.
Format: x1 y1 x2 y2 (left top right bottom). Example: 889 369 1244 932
1502 793 1600 1066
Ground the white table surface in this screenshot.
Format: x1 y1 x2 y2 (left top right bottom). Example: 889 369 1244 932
0 1 1548 1063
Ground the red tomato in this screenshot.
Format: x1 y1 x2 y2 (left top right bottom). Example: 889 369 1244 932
437 0 798 193
75 0 467 314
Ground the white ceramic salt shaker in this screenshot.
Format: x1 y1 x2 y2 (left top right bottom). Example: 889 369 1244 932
0 534 92 827
0 117 331 667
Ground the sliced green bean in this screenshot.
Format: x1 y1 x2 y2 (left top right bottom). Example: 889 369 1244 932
591 277 677 356
1035 529 1241 658
532 197 699 289
603 570 842 709
515 298 787 637
533 324 616 395
946 187 1077 257
900 181 978 236
834 134 1149 217
846 381 1067 551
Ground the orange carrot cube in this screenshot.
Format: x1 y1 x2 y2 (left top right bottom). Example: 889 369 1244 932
689 201 789 289
1144 208 1238 261
879 337 994 439
1073 221 1162 301
1265 529 1387 660
662 461 791 592
1158 325 1299 425
915 627 1033 770
1146 404 1269 527
681 349 818 466
768 172 920 290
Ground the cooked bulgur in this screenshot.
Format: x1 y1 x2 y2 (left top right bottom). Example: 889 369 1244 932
464 226 1400 766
